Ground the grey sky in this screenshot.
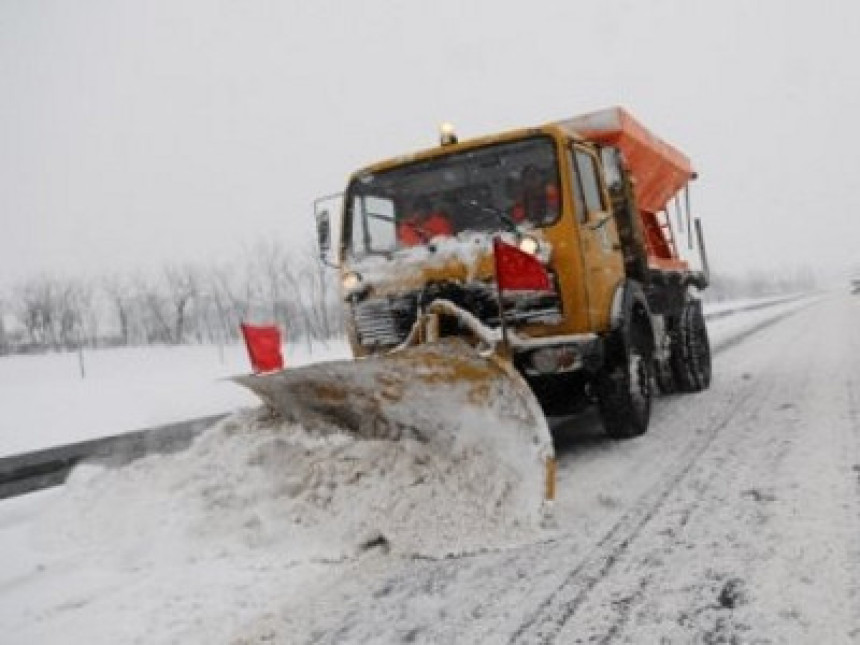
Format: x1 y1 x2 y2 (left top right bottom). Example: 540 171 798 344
2 0 859 287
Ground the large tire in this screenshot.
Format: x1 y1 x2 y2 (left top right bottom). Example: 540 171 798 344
672 300 712 392
596 313 654 439
654 355 677 395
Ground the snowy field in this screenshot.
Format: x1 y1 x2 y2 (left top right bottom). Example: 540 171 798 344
0 340 351 457
2 293 845 644
0 295 807 458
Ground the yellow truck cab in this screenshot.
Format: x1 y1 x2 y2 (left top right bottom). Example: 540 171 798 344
316 107 711 439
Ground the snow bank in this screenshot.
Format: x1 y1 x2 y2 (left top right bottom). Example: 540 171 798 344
1 401 552 642
37 405 548 564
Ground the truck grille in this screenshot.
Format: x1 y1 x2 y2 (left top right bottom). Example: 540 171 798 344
350 280 562 351
352 294 417 349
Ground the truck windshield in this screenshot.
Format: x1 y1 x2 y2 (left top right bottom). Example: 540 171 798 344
344 136 560 257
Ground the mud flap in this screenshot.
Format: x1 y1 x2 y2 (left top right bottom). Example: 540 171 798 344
233 338 555 519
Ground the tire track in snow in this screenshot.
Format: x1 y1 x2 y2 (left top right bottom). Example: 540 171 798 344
564 311 819 643
509 374 769 643
508 300 815 644
846 377 860 642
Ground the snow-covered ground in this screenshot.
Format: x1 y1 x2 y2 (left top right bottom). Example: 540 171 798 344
0 295 807 458
702 293 805 317
0 340 351 457
4 293 849 644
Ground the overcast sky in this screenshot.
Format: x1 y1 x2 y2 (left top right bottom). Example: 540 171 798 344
2 0 859 288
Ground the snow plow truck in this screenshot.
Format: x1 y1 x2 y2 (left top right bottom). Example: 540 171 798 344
237 107 711 511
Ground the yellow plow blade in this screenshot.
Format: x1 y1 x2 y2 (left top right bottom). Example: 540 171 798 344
233 338 556 514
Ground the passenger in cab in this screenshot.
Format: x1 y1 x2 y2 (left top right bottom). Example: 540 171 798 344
511 165 560 225
397 198 454 246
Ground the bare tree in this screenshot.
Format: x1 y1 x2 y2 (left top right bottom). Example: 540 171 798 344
0 291 8 355
14 276 67 349
103 275 134 345
247 239 289 329
294 244 343 342
132 274 172 344
55 279 94 348
206 263 253 343
3 232 351 353
9 276 94 350
163 264 199 343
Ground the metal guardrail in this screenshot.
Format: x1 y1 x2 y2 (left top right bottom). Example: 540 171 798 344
0 413 227 500
0 294 811 501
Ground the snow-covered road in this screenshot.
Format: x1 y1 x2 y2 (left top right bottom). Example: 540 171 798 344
235 294 860 643
4 293 859 643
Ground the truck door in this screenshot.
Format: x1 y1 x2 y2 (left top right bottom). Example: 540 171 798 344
569 145 625 331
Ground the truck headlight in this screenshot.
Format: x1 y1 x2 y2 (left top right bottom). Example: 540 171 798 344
518 235 540 256
342 272 362 292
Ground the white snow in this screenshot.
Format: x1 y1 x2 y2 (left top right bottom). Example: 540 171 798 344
0 399 550 643
703 293 805 317
232 339 556 552
346 230 546 290
0 340 351 457
0 293 832 644
346 232 492 289
0 296 806 459
561 106 623 134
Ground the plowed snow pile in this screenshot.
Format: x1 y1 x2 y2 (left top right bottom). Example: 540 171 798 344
36 407 547 567
9 366 552 643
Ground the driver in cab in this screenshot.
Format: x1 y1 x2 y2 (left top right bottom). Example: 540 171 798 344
397 198 454 246
511 165 560 225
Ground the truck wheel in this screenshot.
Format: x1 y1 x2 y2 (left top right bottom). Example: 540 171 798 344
654 358 677 395
673 301 711 392
596 316 654 439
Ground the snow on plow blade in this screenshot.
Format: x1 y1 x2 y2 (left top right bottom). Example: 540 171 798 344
233 338 556 515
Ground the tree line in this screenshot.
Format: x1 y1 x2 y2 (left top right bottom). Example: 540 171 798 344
0 244 819 356
0 241 343 355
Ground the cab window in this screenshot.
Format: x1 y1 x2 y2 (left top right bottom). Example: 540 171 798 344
571 148 606 221
349 195 397 255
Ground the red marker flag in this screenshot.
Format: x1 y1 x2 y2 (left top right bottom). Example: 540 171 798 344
492 237 553 293
240 323 284 373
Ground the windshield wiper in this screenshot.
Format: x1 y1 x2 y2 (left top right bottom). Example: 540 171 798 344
464 199 519 233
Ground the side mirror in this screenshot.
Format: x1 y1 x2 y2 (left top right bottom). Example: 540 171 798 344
313 192 343 269
316 209 331 257
599 145 625 195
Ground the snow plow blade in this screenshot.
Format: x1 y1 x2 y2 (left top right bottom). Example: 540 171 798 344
233 338 556 513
